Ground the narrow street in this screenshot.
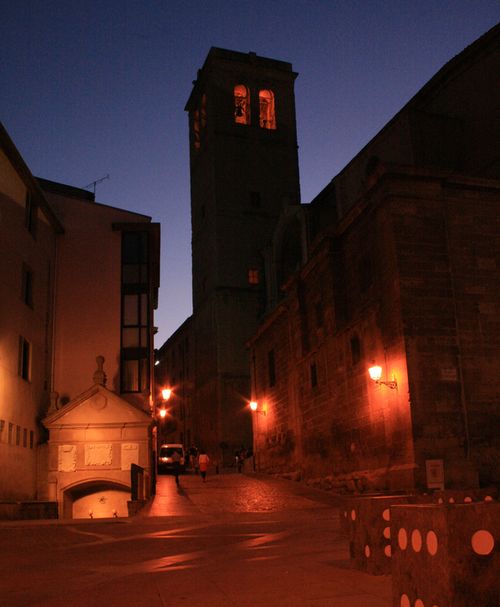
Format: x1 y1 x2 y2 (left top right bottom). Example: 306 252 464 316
0 472 392 607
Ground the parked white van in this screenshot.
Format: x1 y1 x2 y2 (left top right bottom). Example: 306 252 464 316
158 444 186 473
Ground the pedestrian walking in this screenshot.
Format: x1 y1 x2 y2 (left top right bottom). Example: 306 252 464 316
198 450 210 482
236 447 246 472
171 449 181 486
189 446 199 474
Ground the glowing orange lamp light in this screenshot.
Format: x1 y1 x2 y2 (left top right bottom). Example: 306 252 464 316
249 400 266 415
368 365 397 389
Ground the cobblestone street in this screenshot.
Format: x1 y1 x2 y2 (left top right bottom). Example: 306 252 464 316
0 472 392 607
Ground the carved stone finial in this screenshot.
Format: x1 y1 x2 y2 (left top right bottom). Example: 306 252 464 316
49 391 60 412
93 355 107 386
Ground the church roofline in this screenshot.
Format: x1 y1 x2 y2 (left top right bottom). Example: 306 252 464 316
308 22 500 203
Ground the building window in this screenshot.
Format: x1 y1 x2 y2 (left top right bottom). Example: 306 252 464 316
310 363 318 388
122 356 149 393
248 268 260 285
200 94 207 128
8 423 13 445
250 191 261 208
268 349 276 387
350 335 361 365
192 109 201 151
121 232 150 393
359 255 373 293
259 89 276 129
192 94 207 151
315 301 324 329
122 232 148 286
16 425 21 446
18 336 31 381
234 84 250 125
21 264 34 308
25 190 37 237
29 430 34 449
23 428 27 448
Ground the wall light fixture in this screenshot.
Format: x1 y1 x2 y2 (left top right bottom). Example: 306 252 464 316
249 401 267 415
368 365 397 390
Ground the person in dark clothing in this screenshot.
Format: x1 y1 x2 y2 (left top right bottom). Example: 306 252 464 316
171 450 181 486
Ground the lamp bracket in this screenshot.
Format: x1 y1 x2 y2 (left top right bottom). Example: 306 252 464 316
377 379 398 390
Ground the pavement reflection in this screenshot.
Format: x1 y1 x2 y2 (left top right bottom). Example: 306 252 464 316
0 472 392 607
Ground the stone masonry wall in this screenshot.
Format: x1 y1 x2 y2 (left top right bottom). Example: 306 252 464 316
252 192 416 491
252 169 500 494
391 172 500 487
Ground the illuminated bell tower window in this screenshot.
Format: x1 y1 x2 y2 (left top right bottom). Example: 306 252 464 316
234 84 250 124
192 94 207 151
193 109 201 151
259 89 276 129
200 94 207 128
121 231 150 393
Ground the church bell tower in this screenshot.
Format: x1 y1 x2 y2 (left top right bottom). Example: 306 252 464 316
185 48 300 458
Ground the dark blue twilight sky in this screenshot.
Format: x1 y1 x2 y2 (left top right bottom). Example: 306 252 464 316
2 1 498 345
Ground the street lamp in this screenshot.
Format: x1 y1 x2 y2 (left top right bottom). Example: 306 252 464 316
158 387 172 418
157 388 173 444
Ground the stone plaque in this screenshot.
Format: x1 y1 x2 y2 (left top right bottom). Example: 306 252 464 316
426 459 445 490
121 443 139 470
85 443 113 466
58 444 77 472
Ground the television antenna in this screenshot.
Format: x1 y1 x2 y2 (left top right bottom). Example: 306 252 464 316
82 174 110 195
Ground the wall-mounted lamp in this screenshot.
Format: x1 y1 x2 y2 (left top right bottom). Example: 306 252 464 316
249 401 266 415
158 408 168 419
161 388 172 401
368 365 397 390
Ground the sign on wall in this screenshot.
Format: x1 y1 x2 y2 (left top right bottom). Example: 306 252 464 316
426 459 445 490
58 444 77 471
121 443 139 470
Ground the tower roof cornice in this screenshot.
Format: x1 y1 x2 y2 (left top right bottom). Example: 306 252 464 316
185 47 297 111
